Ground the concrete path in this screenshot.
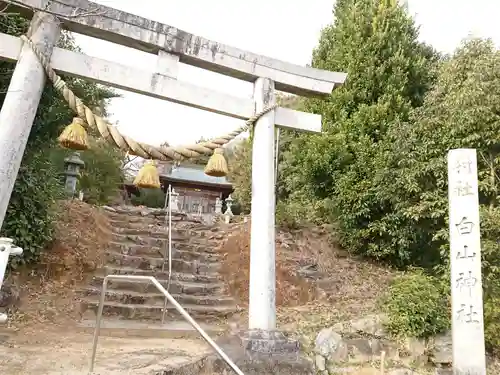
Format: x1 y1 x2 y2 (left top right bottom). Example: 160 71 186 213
0 329 210 375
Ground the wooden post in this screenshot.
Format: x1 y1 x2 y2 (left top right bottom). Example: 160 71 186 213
248 77 277 331
0 12 60 228
447 148 486 375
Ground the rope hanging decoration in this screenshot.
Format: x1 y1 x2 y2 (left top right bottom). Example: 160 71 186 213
19 35 277 188
134 160 161 189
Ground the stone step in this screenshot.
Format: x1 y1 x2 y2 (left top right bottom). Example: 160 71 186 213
81 298 239 321
105 251 220 273
106 213 163 223
105 211 208 228
108 242 220 262
90 274 225 295
80 287 235 306
109 232 218 252
77 318 226 339
104 207 187 220
109 223 221 240
100 265 222 283
111 225 170 236
110 231 188 245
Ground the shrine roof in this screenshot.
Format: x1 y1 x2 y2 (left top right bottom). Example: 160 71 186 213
160 164 232 188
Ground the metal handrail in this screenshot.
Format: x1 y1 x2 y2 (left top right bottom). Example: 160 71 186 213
161 184 173 324
89 274 244 375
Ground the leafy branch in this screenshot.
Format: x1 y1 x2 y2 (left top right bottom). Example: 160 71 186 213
0 2 18 16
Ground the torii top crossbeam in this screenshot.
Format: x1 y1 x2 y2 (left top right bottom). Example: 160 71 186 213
2 0 346 97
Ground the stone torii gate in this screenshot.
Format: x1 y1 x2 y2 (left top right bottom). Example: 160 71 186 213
0 0 346 358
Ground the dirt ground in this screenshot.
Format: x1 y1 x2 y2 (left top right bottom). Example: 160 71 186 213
0 325 210 375
217 220 396 334
0 201 114 374
4 200 111 330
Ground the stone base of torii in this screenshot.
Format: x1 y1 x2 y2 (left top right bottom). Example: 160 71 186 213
186 330 313 374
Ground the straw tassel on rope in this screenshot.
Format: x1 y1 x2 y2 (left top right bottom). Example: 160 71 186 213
205 148 228 177
59 117 89 150
133 160 161 189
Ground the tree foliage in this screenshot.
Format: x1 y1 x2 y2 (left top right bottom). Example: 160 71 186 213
226 94 305 216
281 6 500 350
178 0 500 351
227 138 252 213
50 138 124 205
381 39 500 350
279 0 439 243
131 188 166 208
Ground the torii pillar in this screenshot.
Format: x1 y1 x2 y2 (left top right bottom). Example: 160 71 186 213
248 77 277 332
0 12 60 228
243 74 346 364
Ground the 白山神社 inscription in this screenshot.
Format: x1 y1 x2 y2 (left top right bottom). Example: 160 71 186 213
447 149 486 375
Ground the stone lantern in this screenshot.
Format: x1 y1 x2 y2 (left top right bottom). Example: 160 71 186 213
63 152 85 197
224 194 234 223
224 194 234 216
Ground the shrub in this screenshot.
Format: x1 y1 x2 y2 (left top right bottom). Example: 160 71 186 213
2 149 65 266
381 270 449 339
78 139 124 205
50 139 124 205
131 188 166 208
484 296 500 355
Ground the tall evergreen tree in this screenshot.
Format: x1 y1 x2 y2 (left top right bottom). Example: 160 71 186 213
280 0 439 262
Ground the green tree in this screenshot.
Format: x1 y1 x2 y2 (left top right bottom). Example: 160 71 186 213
227 139 252 212
279 0 439 258
375 39 500 267
226 94 304 215
50 138 125 205
131 188 166 208
378 39 500 350
0 16 118 264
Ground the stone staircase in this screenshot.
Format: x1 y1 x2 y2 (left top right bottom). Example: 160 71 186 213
78 205 239 338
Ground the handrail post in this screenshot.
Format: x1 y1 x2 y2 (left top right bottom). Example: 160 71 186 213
89 277 109 373
161 184 173 324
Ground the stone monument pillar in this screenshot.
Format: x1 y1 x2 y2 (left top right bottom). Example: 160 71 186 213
447 149 486 375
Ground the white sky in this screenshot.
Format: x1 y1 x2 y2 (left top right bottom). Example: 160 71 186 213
72 0 500 146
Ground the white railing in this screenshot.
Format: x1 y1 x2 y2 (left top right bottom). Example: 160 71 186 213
161 184 173 324
89 275 244 375
0 238 23 324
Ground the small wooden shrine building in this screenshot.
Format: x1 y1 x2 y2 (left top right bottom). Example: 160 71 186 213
123 162 233 214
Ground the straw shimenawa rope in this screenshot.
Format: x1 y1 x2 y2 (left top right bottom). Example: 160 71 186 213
20 35 277 161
